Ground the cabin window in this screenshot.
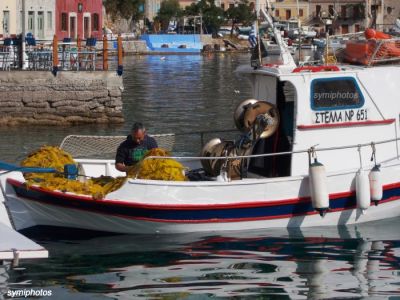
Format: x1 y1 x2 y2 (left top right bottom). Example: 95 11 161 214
311 77 364 111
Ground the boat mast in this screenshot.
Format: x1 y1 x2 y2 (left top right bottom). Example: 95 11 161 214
365 0 371 29
260 3 296 67
296 0 302 62
256 0 262 66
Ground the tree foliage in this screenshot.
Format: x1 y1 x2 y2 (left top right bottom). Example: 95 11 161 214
184 0 224 34
104 0 145 21
156 0 182 31
225 0 256 33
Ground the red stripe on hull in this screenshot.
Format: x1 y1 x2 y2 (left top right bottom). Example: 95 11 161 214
7 178 400 224
7 178 356 210
11 192 400 224
298 119 395 130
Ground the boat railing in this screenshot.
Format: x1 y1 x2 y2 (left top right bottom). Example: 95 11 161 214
174 129 238 147
367 38 400 66
328 31 365 40
329 35 400 66
59 129 239 159
60 134 176 158
61 133 400 164
141 136 399 165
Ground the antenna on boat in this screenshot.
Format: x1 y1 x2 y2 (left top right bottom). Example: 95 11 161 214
255 0 262 66
296 0 302 63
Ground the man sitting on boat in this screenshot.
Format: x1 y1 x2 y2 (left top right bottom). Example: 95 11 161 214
115 122 158 172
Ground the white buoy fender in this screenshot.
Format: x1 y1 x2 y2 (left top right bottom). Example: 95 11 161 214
369 165 383 204
356 170 371 211
309 160 329 216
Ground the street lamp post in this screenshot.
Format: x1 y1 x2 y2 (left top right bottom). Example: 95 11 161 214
21 0 27 69
320 11 334 65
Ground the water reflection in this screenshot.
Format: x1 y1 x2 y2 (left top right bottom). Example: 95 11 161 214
5 218 400 299
0 264 10 300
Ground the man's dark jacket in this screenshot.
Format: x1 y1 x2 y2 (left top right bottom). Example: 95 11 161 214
115 135 158 166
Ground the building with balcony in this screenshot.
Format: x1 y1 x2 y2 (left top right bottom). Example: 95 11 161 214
308 0 400 35
0 0 17 37
308 0 366 35
55 0 103 40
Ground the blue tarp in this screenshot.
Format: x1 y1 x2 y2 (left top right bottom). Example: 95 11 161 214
140 34 203 53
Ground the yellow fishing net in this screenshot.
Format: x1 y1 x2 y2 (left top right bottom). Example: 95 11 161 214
21 146 107 197
21 146 186 198
21 146 74 180
128 148 186 181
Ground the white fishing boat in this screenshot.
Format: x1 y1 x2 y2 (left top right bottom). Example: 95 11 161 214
2 10 400 234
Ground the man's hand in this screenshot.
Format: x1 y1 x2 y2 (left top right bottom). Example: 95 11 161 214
115 163 128 172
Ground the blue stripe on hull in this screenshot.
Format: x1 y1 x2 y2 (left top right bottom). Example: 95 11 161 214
10 182 400 222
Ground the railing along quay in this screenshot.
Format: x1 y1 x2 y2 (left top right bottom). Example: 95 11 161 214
0 35 124 75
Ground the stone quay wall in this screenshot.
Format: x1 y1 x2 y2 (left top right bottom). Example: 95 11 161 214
0 71 124 125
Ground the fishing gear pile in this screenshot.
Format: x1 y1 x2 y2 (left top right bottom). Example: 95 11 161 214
21 146 186 198
128 148 186 181
21 146 107 197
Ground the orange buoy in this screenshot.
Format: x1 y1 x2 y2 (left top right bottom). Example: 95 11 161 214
365 28 391 40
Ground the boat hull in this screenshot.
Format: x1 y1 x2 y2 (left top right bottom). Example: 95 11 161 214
5 177 400 234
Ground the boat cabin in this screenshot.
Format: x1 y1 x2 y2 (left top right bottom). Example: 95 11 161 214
239 62 399 179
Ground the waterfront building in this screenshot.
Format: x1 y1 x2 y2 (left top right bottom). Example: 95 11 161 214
0 0 17 37
216 0 268 12
308 0 400 35
55 0 103 40
270 0 310 22
373 0 400 32
17 0 56 40
308 0 366 35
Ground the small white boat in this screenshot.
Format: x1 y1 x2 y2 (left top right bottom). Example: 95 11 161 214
2 11 400 235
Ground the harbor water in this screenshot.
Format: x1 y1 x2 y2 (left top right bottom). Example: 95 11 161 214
0 54 252 163
3 54 400 299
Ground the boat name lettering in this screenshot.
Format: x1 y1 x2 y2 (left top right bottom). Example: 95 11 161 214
314 109 368 124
